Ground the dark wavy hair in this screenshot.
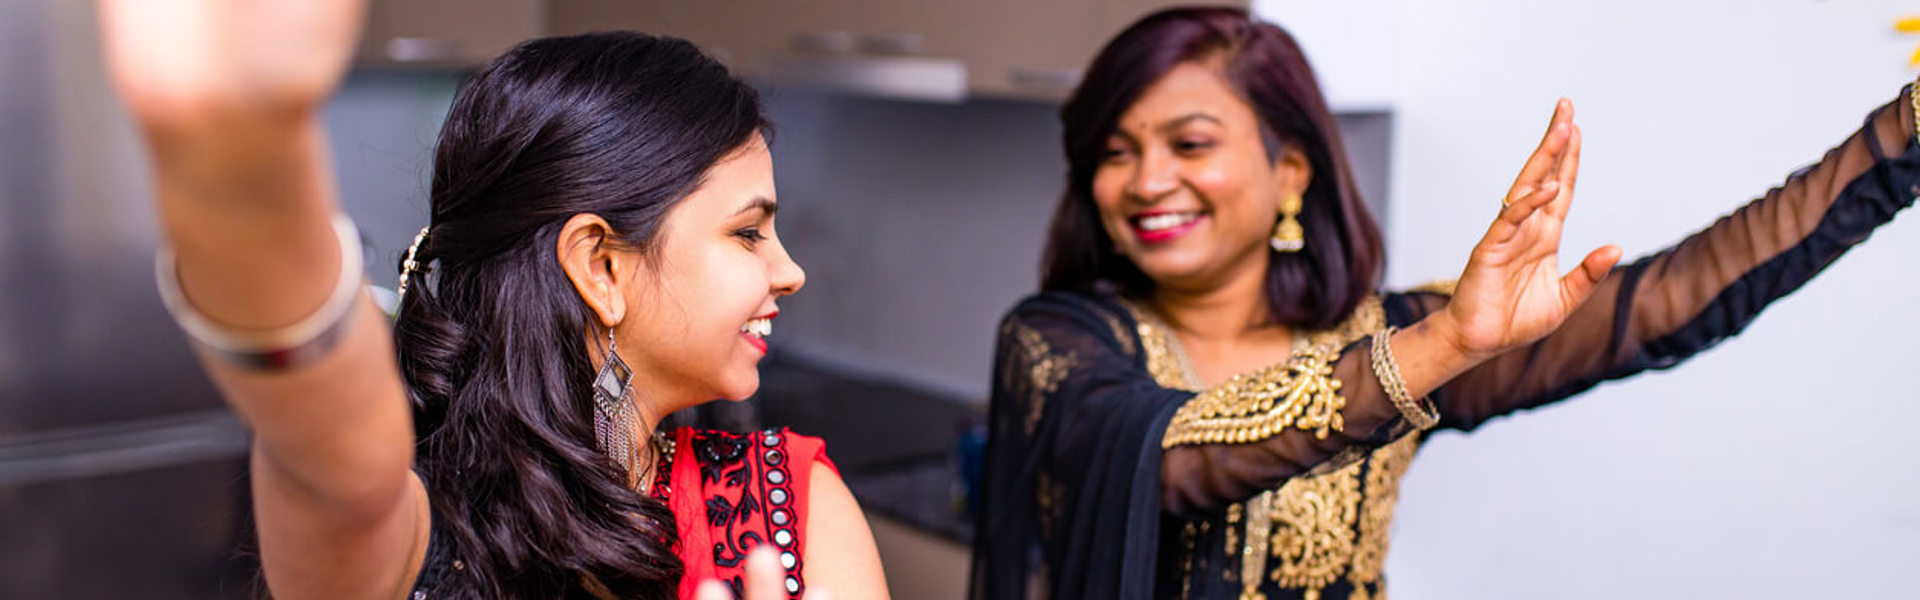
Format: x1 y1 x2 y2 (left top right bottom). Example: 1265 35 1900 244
391 32 767 598
1041 6 1383 330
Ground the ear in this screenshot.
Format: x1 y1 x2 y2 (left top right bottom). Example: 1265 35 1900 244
556 213 638 329
1274 146 1313 198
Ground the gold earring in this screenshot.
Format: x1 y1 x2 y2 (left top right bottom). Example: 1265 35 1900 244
1270 193 1304 253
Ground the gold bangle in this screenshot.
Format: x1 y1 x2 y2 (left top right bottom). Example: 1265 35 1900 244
1160 343 1347 448
1370 327 1439 430
1909 77 1920 141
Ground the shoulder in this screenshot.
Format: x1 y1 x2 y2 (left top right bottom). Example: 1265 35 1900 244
1000 289 1138 344
1005 289 1121 319
1395 278 1457 298
801 459 888 598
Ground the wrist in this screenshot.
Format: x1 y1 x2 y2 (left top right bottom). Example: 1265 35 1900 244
142 104 326 162
1419 311 1500 367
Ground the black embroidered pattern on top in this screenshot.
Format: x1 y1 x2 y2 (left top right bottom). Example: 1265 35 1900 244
686 429 807 599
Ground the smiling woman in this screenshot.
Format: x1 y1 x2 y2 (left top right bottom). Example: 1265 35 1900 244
972 6 1920 600
93 0 885 598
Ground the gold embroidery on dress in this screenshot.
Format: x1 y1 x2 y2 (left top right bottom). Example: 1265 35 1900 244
1009 321 1076 436
1240 490 1277 600
1179 520 1200 598
1267 465 1361 597
1350 434 1419 588
1133 296 1417 600
1224 502 1243 576
1160 344 1346 446
1131 306 1189 389
1409 279 1458 297
1128 301 1362 447
1102 309 1138 356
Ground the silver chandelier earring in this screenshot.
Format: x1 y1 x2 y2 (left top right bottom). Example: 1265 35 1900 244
591 329 639 479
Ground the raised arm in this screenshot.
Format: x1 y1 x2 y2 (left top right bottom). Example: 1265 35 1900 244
1150 85 1919 516
1417 85 1919 429
97 1 426 597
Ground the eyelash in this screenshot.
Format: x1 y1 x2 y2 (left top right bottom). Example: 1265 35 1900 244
1102 139 1212 161
1174 139 1214 153
734 227 768 245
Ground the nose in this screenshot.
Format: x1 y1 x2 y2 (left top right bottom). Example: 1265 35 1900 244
1124 148 1178 202
768 237 806 297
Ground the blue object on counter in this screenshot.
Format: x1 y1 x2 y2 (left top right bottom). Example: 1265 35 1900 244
956 423 988 520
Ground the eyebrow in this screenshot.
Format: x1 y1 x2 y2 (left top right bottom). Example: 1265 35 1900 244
734 197 778 217
1111 112 1224 140
1164 113 1223 130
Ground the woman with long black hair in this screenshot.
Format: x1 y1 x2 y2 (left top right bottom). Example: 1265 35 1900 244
95 0 887 598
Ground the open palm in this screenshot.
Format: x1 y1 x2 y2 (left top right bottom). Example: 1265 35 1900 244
95 0 366 132
1443 99 1624 357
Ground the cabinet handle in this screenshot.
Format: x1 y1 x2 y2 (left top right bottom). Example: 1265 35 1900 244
384 37 465 63
859 32 924 56
792 31 856 55
1009 67 1082 91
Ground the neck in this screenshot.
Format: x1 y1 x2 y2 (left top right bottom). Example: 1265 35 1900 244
1148 255 1278 343
634 395 664 440
596 342 677 491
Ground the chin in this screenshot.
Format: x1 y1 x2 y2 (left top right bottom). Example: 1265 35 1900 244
714 372 761 402
1134 253 1215 286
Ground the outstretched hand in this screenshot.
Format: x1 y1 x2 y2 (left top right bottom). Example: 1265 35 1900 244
1438 99 1624 359
95 0 367 135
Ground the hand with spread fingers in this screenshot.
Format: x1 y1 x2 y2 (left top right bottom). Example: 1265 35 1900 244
1434 99 1625 361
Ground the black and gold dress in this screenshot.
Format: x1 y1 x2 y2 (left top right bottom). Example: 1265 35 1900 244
969 88 1920 600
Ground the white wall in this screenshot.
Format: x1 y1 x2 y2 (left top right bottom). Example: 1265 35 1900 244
1259 1 1920 598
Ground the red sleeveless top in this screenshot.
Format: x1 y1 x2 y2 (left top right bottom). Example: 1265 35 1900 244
652 427 834 599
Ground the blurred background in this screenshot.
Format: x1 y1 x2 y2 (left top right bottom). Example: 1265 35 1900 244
3 0 1918 598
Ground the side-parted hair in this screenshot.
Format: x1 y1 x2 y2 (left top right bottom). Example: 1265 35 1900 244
1041 6 1383 330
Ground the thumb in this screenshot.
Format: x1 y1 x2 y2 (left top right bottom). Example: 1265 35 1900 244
1558 245 1622 306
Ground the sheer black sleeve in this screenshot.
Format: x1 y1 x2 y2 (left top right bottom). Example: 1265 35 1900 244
1418 86 1920 430
1152 86 1920 517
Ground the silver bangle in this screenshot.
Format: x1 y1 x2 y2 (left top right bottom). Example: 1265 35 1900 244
154 214 365 370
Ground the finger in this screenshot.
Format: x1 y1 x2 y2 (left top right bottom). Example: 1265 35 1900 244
1559 119 1582 190
1497 180 1559 226
804 587 833 600
696 579 736 600
1548 122 1583 216
1559 244 1622 305
746 547 784 600
1510 99 1574 193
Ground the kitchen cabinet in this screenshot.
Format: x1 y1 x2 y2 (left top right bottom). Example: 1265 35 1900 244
547 0 1249 101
